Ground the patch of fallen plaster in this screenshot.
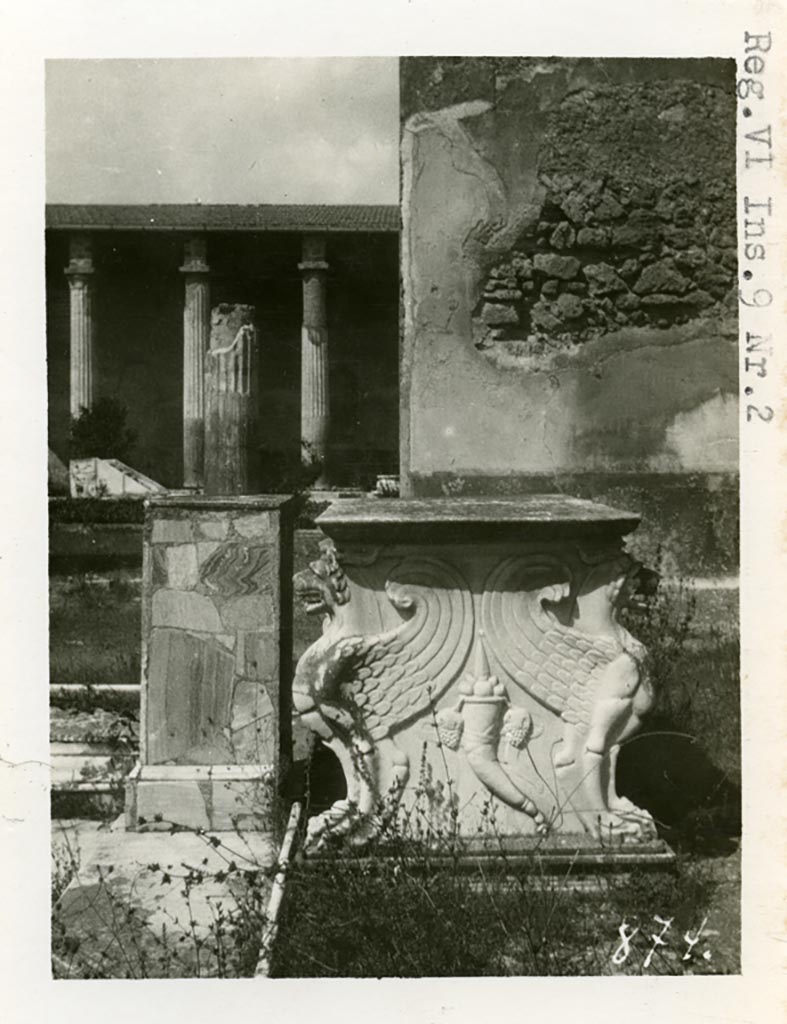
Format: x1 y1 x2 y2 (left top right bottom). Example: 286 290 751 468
664 392 738 471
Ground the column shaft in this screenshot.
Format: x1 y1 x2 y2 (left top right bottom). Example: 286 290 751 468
180 237 211 489
299 234 329 485
65 235 95 418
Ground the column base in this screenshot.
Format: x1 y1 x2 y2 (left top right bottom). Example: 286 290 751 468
125 764 277 832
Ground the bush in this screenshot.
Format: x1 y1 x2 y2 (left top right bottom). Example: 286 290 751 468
69 398 137 462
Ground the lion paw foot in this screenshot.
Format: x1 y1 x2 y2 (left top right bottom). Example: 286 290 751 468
595 805 657 842
304 799 363 852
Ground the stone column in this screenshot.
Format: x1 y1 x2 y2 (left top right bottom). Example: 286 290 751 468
180 237 211 489
299 234 330 487
204 304 259 495
65 234 95 418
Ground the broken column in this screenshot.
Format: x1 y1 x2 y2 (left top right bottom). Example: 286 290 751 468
65 234 96 417
180 237 211 490
203 304 259 495
299 234 330 486
126 494 294 831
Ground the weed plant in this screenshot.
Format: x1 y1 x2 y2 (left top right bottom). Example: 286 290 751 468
270 779 728 977
51 818 277 979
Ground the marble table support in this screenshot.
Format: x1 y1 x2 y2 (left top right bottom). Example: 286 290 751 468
293 496 659 853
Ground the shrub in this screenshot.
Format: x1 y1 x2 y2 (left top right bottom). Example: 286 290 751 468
69 398 137 462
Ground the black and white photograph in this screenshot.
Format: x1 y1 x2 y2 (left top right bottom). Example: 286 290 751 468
1 2 784 1020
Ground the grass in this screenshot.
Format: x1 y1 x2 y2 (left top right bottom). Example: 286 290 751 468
49 574 141 690
270 813 734 978
619 571 740 854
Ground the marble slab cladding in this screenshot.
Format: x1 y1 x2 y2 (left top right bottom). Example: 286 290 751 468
293 496 660 852
126 495 293 831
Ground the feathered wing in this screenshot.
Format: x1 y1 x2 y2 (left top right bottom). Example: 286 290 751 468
333 557 474 741
481 555 619 727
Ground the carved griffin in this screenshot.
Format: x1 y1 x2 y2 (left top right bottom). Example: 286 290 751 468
480 551 656 839
293 540 473 849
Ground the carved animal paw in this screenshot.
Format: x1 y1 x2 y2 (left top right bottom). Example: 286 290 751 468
304 799 362 852
595 804 657 843
610 796 658 838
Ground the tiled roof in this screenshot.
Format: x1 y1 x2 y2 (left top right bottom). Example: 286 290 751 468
46 203 399 233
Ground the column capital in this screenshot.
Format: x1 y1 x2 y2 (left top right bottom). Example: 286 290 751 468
180 236 210 274
301 232 328 264
66 270 94 286
65 232 95 277
298 258 329 273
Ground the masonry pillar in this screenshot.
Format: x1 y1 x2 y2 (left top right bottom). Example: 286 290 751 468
299 234 330 487
180 237 211 489
65 234 95 418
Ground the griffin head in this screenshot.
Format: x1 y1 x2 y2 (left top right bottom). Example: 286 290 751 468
294 539 350 617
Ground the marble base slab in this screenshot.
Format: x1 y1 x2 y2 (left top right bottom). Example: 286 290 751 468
126 764 276 832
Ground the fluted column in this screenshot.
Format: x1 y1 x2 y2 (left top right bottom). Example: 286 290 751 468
65 234 95 418
299 234 330 487
180 237 211 489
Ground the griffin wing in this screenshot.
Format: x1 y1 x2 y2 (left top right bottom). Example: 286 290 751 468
332 557 474 741
481 555 619 726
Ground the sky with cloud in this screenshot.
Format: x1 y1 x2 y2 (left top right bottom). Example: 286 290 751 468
46 57 399 204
